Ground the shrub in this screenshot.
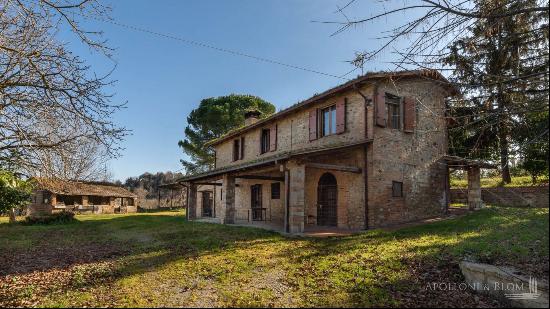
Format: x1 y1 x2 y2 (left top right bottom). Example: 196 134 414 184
24 211 76 225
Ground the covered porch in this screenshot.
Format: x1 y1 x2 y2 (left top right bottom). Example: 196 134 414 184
185 159 289 232
182 144 369 235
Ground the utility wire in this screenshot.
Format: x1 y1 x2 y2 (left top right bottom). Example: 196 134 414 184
74 12 350 81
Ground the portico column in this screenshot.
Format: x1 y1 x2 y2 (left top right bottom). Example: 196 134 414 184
188 183 197 219
222 174 236 224
287 161 306 234
467 166 483 210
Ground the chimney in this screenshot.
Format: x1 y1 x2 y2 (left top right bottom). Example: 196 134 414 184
244 110 262 126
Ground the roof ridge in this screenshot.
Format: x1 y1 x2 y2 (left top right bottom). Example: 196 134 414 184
205 69 455 147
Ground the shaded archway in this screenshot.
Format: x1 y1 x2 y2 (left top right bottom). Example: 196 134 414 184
317 172 337 226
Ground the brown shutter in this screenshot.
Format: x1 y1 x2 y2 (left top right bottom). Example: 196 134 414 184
232 140 238 161
259 130 263 154
375 91 386 127
309 109 318 141
403 97 416 133
336 98 346 134
269 125 277 151
240 136 245 159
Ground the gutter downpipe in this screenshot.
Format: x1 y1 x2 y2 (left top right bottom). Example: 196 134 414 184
354 83 374 230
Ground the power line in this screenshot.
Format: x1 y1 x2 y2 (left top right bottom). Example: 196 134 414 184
74 12 350 81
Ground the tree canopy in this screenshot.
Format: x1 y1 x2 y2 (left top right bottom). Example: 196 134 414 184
0 0 126 180
179 94 275 174
0 170 33 222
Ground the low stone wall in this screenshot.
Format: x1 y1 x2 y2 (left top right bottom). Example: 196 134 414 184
450 186 549 208
460 261 548 308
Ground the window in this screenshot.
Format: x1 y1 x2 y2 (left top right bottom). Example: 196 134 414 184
321 105 337 136
261 128 270 154
386 93 401 130
271 182 280 199
233 139 240 161
392 181 403 197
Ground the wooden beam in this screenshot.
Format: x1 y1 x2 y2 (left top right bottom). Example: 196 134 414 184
236 175 285 181
305 163 362 173
195 182 222 186
194 182 240 187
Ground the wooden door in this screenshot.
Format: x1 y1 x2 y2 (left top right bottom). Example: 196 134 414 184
202 191 213 217
317 173 337 226
250 184 264 221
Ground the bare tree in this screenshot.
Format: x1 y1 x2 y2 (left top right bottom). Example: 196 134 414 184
0 0 127 180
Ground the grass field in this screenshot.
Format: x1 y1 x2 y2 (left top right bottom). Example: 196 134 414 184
1 207 548 307
450 175 549 188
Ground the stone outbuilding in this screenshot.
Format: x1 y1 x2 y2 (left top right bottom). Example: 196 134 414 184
27 178 138 217
178 70 490 234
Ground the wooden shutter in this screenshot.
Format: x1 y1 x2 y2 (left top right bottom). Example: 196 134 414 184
375 91 386 127
309 109 318 141
269 125 277 151
240 136 245 159
336 98 346 134
232 139 238 161
403 97 416 133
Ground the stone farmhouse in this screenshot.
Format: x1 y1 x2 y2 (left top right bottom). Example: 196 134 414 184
27 178 138 217
178 70 490 234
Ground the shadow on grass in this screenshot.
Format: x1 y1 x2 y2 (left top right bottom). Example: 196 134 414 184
271 207 548 307
0 208 547 307
0 213 281 277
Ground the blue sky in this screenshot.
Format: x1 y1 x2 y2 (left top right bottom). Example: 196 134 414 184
66 0 416 181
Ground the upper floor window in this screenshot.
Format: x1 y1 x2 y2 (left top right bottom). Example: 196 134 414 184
386 93 401 130
321 105 337 136
233 139 240 161
261 128 270 154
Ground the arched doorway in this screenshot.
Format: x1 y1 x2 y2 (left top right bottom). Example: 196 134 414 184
317 173 337 226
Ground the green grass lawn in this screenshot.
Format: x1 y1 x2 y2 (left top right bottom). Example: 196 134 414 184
450 175 549 188
0 207 548 307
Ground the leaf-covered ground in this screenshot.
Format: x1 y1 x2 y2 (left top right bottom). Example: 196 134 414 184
0 207 548 307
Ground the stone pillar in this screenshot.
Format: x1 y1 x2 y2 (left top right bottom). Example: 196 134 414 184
82 195 89 206
222 174 236 224
288 161 306 234
467 166 483 210
188 184 197 219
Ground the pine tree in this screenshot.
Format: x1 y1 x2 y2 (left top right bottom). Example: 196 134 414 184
178 95 275 175
446 0 549 183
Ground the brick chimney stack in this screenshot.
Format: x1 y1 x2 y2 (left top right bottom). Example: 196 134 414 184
244 110 262 126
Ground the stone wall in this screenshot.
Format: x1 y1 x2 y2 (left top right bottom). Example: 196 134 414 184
368 80 449 228
460 261 549 308
450 186 549 208
27 190 53 217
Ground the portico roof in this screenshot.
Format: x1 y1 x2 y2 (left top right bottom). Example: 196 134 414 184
178 139 372 182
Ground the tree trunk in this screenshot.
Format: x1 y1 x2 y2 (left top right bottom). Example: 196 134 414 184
495 25 512 185
8 208 16 223
499 131 512 184
498 95 512 184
